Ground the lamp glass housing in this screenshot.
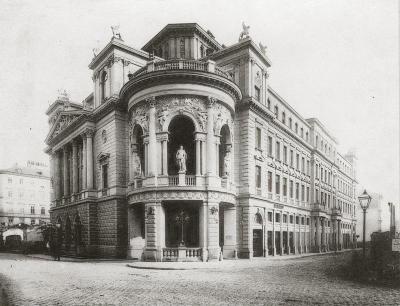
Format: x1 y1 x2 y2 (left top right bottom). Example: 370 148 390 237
358 189 371 210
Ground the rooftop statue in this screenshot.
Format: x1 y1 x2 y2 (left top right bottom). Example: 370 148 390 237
239 22 250 41
111 25 122 40
259 42 267 54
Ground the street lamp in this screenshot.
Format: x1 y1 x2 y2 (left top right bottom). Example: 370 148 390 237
175 211 190 247
358 189 372 258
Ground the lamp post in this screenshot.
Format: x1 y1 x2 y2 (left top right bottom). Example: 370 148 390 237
358 190 372 258
175 210 190 247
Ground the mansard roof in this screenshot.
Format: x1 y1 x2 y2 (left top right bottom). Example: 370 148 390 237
142 23 222 53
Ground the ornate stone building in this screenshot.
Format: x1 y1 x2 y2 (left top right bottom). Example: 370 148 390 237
45 23 357 260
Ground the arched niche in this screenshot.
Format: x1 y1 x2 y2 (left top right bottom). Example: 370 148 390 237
130 124 145 177
168 115 196 175
219 124 232 178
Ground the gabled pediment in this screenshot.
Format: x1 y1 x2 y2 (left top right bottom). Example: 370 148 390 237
45 111 83 143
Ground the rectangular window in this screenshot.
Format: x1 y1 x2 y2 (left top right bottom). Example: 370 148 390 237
328 195 331 208
289 215 294 224
301 157 305 173
301 217 305 225
102 164 108 189
255 127 262 149
307 160 310 175
254 86 260 101
289 180 293 198
268 212 272 222
30 206 35 215
283 214 287 223
301 185 305 201
295 183 299 200
296 216 299 224
307 218 310 225
7 177 12 184
256 166 261 188
275 175 280 194
267 171 272 192
296 153 299 170
316 188 319 202
275 213 281 223
268 136 273 156
283 178 287 196
306 187 310 202
290 150 293 167
283 146 287 164
275 141 280 160
20 178 23 184
41 207 45 215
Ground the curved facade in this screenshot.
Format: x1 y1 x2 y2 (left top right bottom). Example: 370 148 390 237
45 23 357 260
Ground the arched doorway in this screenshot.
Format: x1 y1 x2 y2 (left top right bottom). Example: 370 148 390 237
168 115 196 175
130 124 144 177
219 124 232 177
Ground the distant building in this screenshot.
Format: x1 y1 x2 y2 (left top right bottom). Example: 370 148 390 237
356 192 390 241
0 163 50 226
45 23 357 260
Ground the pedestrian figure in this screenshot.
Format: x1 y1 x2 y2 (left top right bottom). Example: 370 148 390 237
55 223 62 261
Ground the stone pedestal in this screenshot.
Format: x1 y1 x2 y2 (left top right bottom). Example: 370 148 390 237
178 172 186 186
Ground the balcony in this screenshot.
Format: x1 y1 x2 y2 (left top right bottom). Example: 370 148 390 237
131 59 231 80
311 202 328 213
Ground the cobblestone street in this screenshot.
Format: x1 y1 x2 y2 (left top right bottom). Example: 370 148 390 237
0 252 399 305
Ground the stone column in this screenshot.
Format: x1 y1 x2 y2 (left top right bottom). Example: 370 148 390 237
63 146 70 197
215 139 220 177
321 218 326 252
299 219 302 253
201 140 206 175
199 201 208 261
81 134 87 190
293 215 297 254
143 202 162 261
272 209 276 256
54 152 60 200
49 154 55 202
72 140 79 195
338 220 342 250
207 201 221 261
162 138 168 176
206 97 216 185
280 212 283 255
196 139 201 176
316 217 321 252
147 97 157 179
223 206 237 259
86 129 94 190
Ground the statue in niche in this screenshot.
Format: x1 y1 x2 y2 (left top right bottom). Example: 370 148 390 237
175 145 187 173
224 151 231 177
133 152 142 177
157 107 169 131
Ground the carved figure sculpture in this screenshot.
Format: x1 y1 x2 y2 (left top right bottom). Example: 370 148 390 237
157 107 169 131
259 42 267 54
176 145 187 173
224 151 231 177
239 22 250 41
133 153 142 176
111 25 122 40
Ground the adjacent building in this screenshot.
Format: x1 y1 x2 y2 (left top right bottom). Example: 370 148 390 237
45 23 357 260
0 162 50 227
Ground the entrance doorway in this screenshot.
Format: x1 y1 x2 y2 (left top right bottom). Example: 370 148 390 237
164 202 199 247
253 229 263 257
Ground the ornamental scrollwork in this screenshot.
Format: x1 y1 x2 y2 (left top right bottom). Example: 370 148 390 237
51 113 81 139
130 103 149 134
213 103 234 137
156 96 207 132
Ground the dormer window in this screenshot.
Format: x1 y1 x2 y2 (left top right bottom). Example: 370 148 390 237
100 71 108 103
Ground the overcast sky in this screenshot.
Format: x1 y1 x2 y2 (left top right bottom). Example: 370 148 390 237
0 0 398 205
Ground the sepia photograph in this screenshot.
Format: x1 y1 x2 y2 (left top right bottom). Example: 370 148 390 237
0 0 399 304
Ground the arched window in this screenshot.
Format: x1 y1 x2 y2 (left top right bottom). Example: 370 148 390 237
180 38 185 58
289 118 292 129
165 43 169 58
267 98 271 110
282 112 286 124
100 71 107 103
274 105 278 117
300 127 304 138
306 131 309 142
295 123 298 134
